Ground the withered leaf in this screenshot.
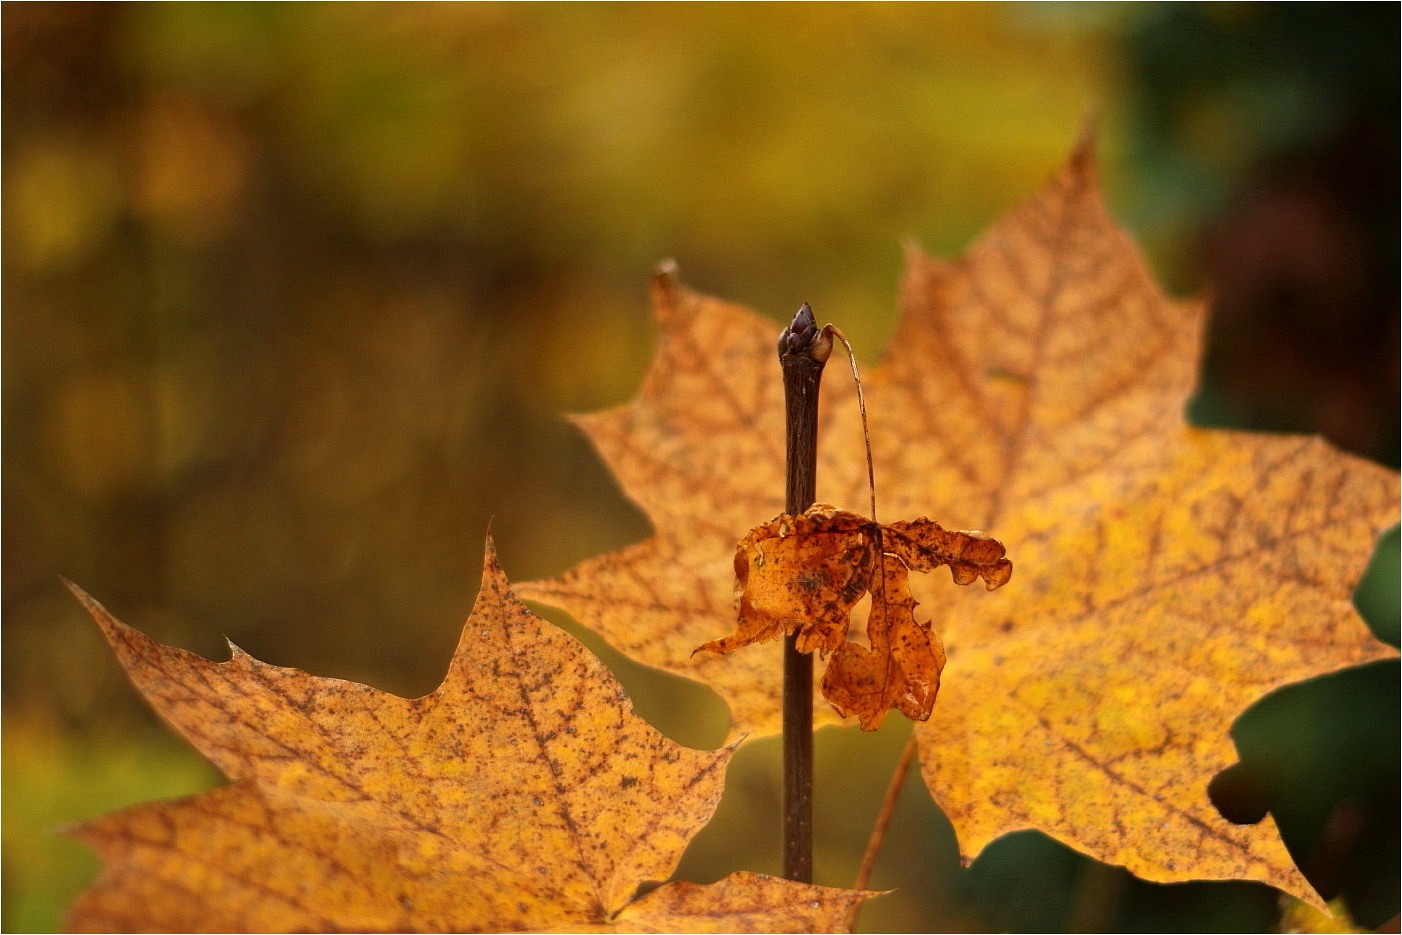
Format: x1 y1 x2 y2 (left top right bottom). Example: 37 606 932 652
519 140 1399 903
66 537 876 933
696 503 1010 730
821 555 944 732
703 507 876 657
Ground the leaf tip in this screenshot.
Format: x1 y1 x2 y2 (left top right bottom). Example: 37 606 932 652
649 259 682 312
60 575 95 608
62 578 127 642
1072 104 1099 168
478 523 515 602
984 559 1013 590
653 256 679 280
223 637 253 662
481 522 499 563
694 636 728 656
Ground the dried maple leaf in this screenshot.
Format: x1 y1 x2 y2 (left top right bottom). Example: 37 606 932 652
696 503 1011 730
519 142 1399 903
65 538 876 933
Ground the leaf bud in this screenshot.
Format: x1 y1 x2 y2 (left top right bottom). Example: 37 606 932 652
777 303 832 363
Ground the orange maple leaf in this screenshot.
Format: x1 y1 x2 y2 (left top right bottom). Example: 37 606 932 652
65 538 877 933
517 141 1399 903
696 503 1011 730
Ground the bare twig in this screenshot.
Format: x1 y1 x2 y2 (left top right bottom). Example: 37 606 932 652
777 302 830 883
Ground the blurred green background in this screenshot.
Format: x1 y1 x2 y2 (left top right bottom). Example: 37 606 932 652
3 4 1396 932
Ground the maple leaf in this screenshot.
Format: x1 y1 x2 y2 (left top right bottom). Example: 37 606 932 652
518 141 1400 902
65 538 875 933
696 503 1011 730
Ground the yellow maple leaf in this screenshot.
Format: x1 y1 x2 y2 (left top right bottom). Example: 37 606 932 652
65 538 876 933
518 141 1399 903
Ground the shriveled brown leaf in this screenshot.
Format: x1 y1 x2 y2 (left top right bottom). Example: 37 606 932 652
519 140 1399 903
66 537 872 933
697 503 1010 729
701 507 873 657
821 553 945 731
882 518 1012 589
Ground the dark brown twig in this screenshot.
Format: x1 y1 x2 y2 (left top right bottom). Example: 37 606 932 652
777 302 830 883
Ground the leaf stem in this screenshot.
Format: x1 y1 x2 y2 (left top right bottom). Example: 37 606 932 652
778 302 830 883
821 324 876 523
853 732 917 893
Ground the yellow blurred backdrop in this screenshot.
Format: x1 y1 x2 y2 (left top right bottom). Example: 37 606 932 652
4 5 1396 931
